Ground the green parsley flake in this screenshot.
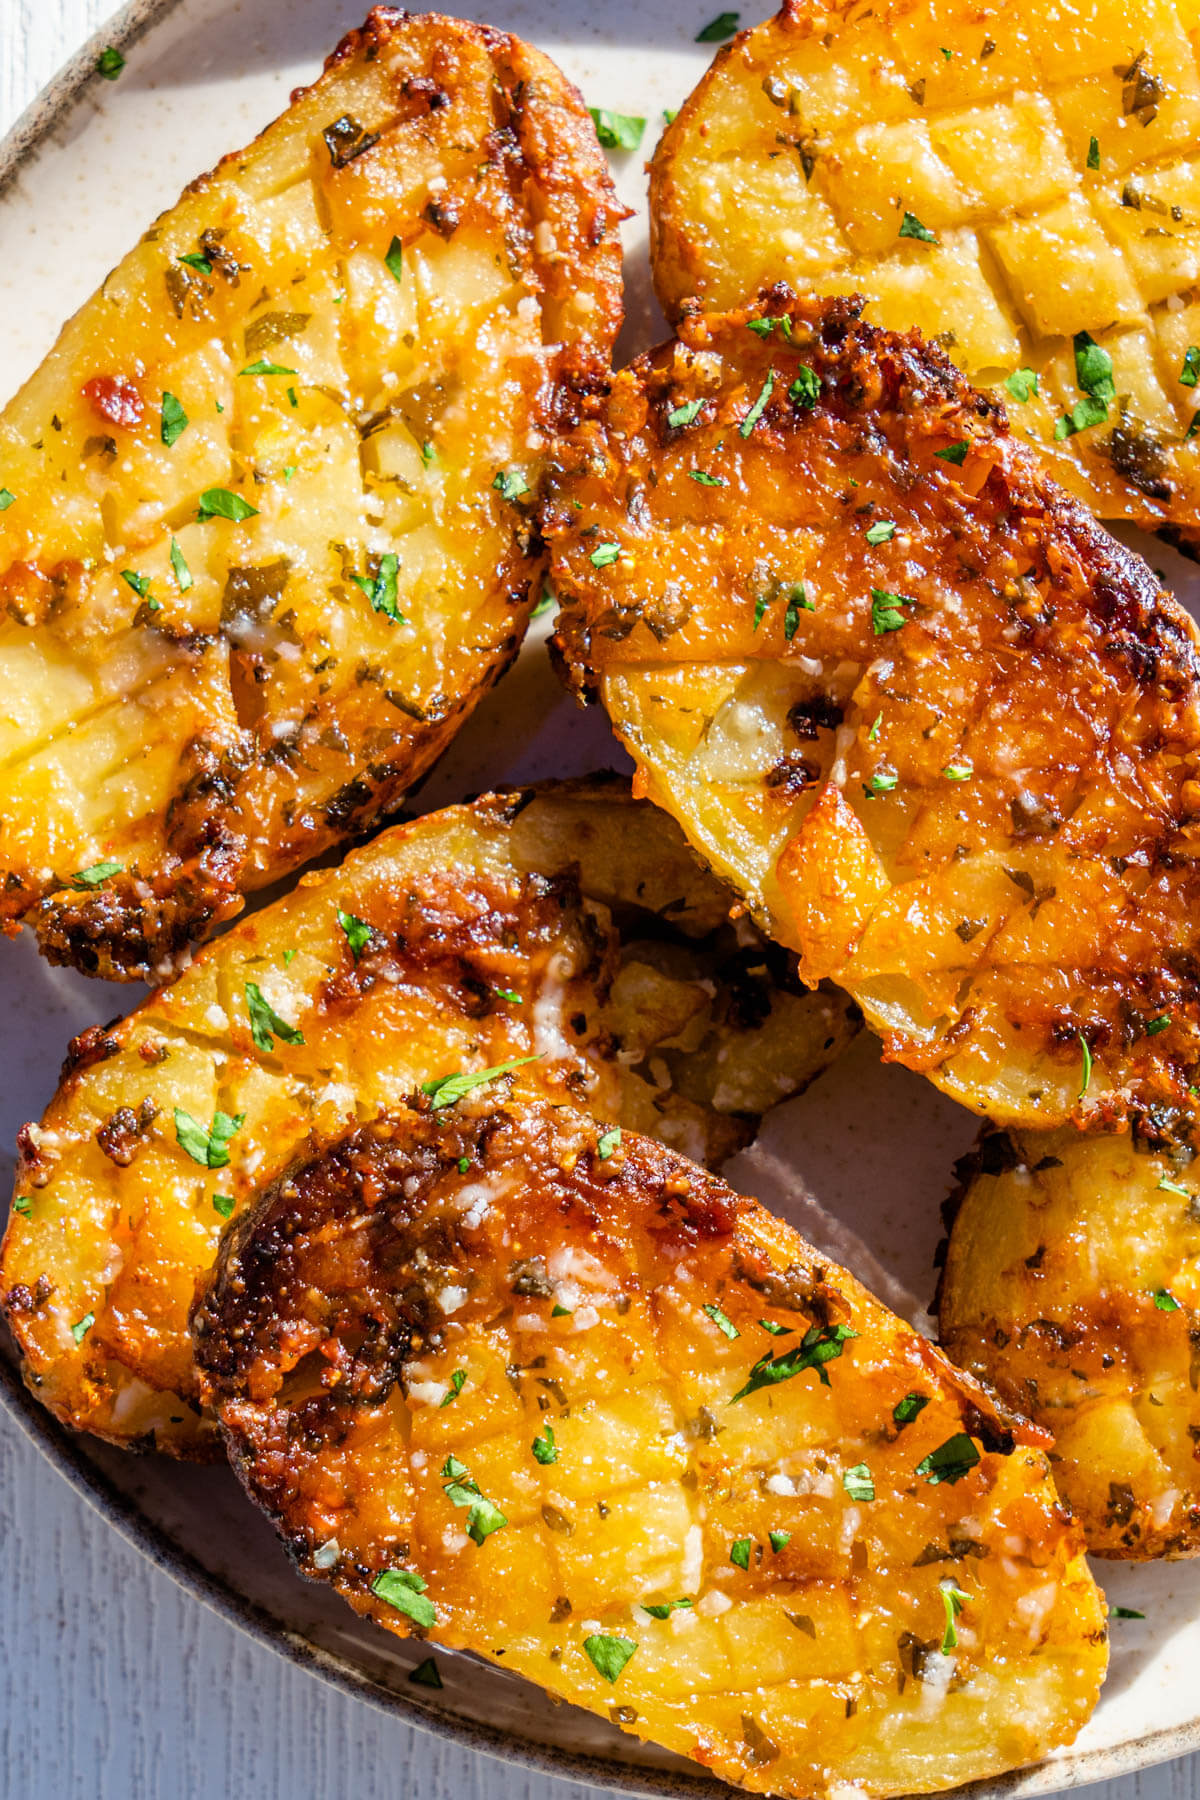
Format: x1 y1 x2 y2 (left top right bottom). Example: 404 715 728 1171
1005 368 1038 403
441 1454 507 1543
421 1056 542 1110
940 1579 969 1652
178 252 213 275
1087 135 1101 171
212 1193 235 1219
409 1657 442 1688
759 1319 791 1336
915 1433 981 1486
71 860 124 889
940 45 953 58
842 1462 875 1502
1056 394 1110 439
1110 1605 1145 1620
868 770 898 795
584 1634 637 1683
1079 1032 1093 1099
871 588 913 634
161 392 188 447
551 1302 573 1318
1188 413 1200 441
696 10 740 40
730 1322 857 1403
1153 1289 1182 1311
588 109 646 151
532 1423 558 1465
198 487 258 523
240 358 297 378
440 1369 468 1408
868 713 882 743
96 46 125 79
943 762 973 781
72 1312 96 1344
935 440 969 465
899 210 938 244
337 908 372 959
457 1156 471 1175
385 236 404 283
121 570 152 600
893 1391 929 1427
667 398 704 429
170 538 193 592
1056 331 1115 438
1156 1174 1192 1198
746 318 774 338
494 987 521 1004
494 468 530 503
590 542 621 568
730 1536 752 1570
865 520 896 544
789 365 820 408
642 1597 693 1618
174 1107 245 1170
245 982 304 1054
282 949 297 967
769 1529 791 1552
753 594 769 631
1145 1014 1171 1035
597 1126 621 1160
740 369 776 438
703 1301 739 1340
1181 348 1200 388
690 469 725 486
12 1196 32 1218
372 1568 437 1629
0 488 14 510
352 552 404 622
784 585 810 639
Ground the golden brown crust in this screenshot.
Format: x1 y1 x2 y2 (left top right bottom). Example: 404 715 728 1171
194 1099 1106 1799
548 291 1200 1128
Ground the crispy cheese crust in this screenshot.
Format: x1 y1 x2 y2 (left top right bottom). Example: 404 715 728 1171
0 779 855 1454
939 1122 1200 1557
0 8 624 981
650 0 1200 549
194 1100 1106 1799
548 292 1200 1129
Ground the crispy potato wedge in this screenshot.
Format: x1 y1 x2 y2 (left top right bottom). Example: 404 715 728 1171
194 1099 1107 1798
939 1122 1200 1557
650 0 1200 549
0 778 855 1454
0 8 624 981
548 292 1200 1129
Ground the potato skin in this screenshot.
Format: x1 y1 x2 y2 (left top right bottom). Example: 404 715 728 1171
650 0 1200 550
0 8 624 981
0 778 855 1455
195 1099 1106 1799
939 1122 1200 1558
548 291 1200 1130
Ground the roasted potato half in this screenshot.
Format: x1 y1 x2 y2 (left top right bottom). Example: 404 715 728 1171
1 778 856 1455
0 8 624 981
549 293 1200 1129
194 1099 1107 1799
650 0 1200 549
939 1122 1200 1557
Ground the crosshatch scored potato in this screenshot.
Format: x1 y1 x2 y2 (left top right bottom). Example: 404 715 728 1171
651 0 1200 550
194 1100 1108 1800
0 8 624 981
548 292 1200 1131
0 779 856 1455
939 1120 1200 1558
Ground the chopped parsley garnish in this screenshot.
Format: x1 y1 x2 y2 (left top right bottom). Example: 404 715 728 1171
642 1597 693 1618
696 10 740 40
245 982 304 1054
768 1529 791 1552
789 365 820 408
1079 1032 1093 1098
0 488 14 510
170 538 192 592
351 552 403 622
385 236 404 283
1181 348 1200 389
589 109 646 151
440 1370 468 1407
935 440 969 465
597 1126 621 1160
868 713 882 743
121 570 152 600
783 585 809 639
96 46 125 79
703 1301 739 1339
590 542 621 568
730 1321 856 1402
1087 135 1101 171
893 1391 929 1427
1109 1605 1145 1620
287 389 299 410
759 1319 791 1336
441 1454 507 1543
178 252 213 275
1055 331 1115 438
283 949 297 967
1189 413 1200 441
690 469 725 486
240 358 297 378
457 1156 471 1174
12 1195 32 1217
71 859 124 889
494 987 520 1004
174 1107 245 1170
867 770 898 795
198 487 258 523
72 1311 96 1344
667 398 704 429
865 520 896 545
740 369 776 437
915 1433 980 1486
1005 368 1038 403
1056 394 1110 439
371 1568 437 1628
943 762 972 781
1153 1289 1182 1311
551 1302 572 1318
871 588 913 634
842 1462 875 1502
337 908 372 959
212 1192 235 1219
494 469 531 503
409 1656 442 1688
899 210 938 244
421 1056 541 1110
730 1536 752 1570
160 392 188 447
1145 1014 1171 1035
532 1422 558 1464
583 1634 637 1682
1157 1173 1191 1198
753 594 769 631
940 1579 969 1652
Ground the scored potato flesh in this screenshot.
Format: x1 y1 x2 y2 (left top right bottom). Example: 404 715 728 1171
0 779 856 1454
650 0 1200 548
939 1122 1200 1558
195 1101 1107 1800
0 8 623 980
549 293 1200 1129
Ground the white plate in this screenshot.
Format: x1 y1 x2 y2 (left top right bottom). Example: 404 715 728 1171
2 2 1200 1793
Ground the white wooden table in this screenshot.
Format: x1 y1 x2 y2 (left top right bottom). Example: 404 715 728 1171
1 5 1199 1798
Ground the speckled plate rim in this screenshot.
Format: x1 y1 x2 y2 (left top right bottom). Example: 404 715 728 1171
1 4 1198 1794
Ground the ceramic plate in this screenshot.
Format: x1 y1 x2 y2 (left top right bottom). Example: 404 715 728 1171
2 1 1200 1793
